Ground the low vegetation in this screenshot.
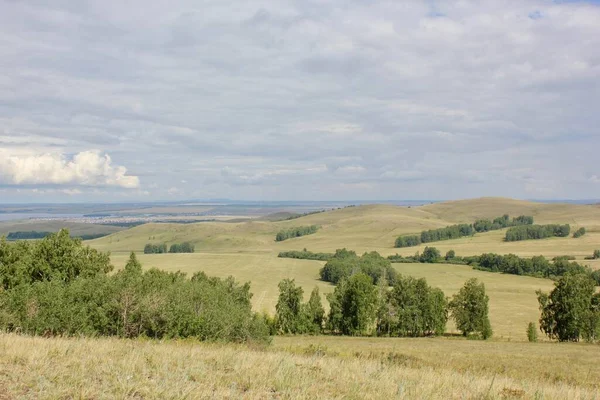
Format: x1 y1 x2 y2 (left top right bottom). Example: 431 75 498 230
0 231 268 343
278 249 333 261
275 225 319 241
573 227 586 238
505 224 571 241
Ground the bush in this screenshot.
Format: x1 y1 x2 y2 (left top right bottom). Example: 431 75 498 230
0 243 270 343
275 226 319 241
573 227 586 238
420 247 441 263
445 250 456 261
527 322 538 342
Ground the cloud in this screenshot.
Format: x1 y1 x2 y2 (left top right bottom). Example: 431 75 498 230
0 0 599 201
0 150 140 189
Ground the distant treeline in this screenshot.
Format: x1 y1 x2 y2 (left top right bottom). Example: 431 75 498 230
144 242 195 254
473 215 533 232
6 231 110 241
504 224 570 241
395 214 535 248
275 225 319 242
319 249 398 286
278 249 333 261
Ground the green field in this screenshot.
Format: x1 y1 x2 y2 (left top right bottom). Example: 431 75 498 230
93 198 600 341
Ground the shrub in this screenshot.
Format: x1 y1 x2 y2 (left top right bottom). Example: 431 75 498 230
445 250 456 260
278 249 332 261
527 322 538 342
573 227 586 238
420 247 441 263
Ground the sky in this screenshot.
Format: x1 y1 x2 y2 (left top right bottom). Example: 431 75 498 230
0 0 599 203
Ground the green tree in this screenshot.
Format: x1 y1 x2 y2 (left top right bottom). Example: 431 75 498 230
275 279 304 334
445 250 456 261
304 287 325 334
537 273 599 342
420 247 441 263
449 278 492 339
327 273 378 336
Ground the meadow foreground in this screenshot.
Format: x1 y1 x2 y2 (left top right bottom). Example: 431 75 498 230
1 333 599 399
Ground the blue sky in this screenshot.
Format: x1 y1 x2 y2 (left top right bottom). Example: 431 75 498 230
0 0 599 202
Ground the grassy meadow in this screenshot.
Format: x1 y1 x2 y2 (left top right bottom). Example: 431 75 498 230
1 333 598 399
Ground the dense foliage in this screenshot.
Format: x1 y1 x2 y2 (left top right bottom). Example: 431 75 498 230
473 214 533 232
274 279 324 335
168 242 195 253
277 249 333 261
420 224 474 243
505 224 570 241
449 278 492 339
537 274 600 342
394 235 421 248
377 275 447 337
144 243 168 254
572 227 586 238
327 273 379 336
0 232 270 343
475 253 589 279
319 250 397 286
275 225 320 241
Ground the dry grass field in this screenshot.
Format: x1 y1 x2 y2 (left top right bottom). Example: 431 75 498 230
1 333 598 400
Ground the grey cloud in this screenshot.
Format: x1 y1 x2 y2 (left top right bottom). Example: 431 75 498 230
0 0 599 201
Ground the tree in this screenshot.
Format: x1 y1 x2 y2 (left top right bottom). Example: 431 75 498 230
304 287 325 334
537 273 599 342
275 279 304 334
327 273 378 336
449 278 492 339
445 250 456 261
420 247 440 263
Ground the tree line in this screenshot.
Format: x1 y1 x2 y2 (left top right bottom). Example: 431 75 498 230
278 249 332 261
395 214 534 248
6 231 110 241
275 225 319 242
0 231 269 343
504 224 570 241
274 275 492 339
144 242 195 254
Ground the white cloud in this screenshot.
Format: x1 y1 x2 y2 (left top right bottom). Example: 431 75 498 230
0 150 139 189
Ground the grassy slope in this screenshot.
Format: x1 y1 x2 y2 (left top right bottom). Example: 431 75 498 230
0 220 124 237
90 197 600 340
1 334 598 399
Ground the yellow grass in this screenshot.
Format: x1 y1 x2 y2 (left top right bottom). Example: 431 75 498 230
1 333 598 399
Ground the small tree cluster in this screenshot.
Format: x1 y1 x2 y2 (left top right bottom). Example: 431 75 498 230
377 275 447 337
505 224 570 241
278 249 333 261
537 274 600 342
572 227 586 238
168 242 195 253
144 243 168 254
275 225 319 241
275 279 324 334
320 250 397 286
476 253 589 278
395 235 421 248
